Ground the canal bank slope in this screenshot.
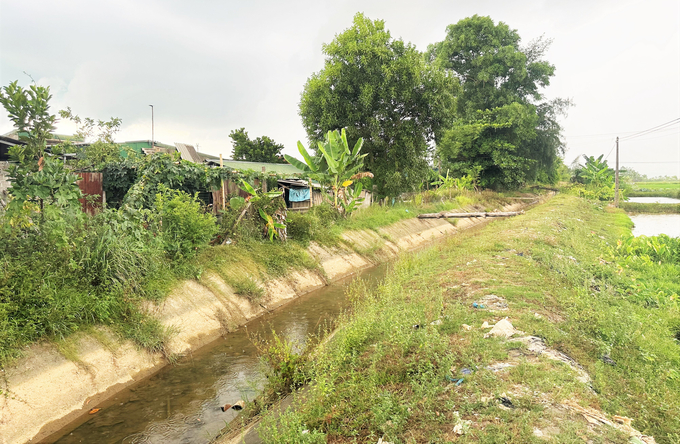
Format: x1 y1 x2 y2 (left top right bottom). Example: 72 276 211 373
1 197 543 444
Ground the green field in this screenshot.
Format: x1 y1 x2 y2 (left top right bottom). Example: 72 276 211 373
634 181 680 190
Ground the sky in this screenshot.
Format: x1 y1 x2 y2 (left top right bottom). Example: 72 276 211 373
1 0 678 178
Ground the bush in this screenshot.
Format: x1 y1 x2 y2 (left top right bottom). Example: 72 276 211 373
155 187 218 259
286 211 314 243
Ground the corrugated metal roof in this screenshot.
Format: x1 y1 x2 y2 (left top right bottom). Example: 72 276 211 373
174 143 203 163
220 159 305 175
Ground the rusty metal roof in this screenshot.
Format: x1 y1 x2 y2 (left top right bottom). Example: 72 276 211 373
174 142 203 163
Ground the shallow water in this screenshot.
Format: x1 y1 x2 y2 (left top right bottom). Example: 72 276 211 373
47 265 388 444
630 214 680 237
627 196 680 204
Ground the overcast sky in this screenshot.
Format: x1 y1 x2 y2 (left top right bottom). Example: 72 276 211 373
1 0 678 177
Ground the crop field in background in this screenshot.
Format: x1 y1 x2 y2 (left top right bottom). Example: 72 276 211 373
633 181 680 190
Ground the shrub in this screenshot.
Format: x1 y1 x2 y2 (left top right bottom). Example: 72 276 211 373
286 212 314 243
155 187 218 259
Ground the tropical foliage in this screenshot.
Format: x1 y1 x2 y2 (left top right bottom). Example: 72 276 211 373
0 80 56 163
299 13 457 197
285 129 371 215
428 15 570 188
229 127 286 163
570 154 616 201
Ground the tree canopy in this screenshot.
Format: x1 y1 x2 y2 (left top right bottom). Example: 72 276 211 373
429 15 568 188
427 15 555 116
299 13 457 197
0 81 56 164
229 128 285 163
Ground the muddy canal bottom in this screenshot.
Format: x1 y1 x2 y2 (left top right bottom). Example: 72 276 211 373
48 265 388 444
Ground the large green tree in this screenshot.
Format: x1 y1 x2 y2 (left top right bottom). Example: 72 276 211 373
427 15 555 117
429 16 568 188
229 128 285 163
299 13 457 197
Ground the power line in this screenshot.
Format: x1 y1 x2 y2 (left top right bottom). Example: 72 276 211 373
620 118 680 141
569 119 680 139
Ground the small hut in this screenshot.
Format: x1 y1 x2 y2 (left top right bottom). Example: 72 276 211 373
277 179 324 211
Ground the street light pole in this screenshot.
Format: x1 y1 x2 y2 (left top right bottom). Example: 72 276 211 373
149 105 154 151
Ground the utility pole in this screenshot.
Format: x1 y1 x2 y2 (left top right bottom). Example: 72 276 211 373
220 153 225 211
614 136 619 207
149 105 154 151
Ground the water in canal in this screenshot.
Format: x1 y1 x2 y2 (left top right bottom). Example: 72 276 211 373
627 196 680 204
630 213 680 237
47 264 388 444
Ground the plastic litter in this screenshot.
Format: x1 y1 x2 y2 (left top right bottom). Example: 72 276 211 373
231 400 245 411
499 397 514 408
472 303 485 309
461 368 473 375
220 403 232 412
484 318 518 339
601 354 616 366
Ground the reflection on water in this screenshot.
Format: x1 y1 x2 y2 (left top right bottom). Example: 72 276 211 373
630 214 680 237
627 197 680 204
49 265 388 444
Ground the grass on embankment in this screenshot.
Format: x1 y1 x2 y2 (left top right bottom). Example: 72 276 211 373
620 202 680 213
0 190 519 368
250 194 680 443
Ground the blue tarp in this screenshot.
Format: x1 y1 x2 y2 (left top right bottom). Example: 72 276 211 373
289 187 310 202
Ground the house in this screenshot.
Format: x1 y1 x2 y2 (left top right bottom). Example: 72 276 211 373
0 135 24 208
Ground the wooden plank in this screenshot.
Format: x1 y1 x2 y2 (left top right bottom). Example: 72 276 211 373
417 211 523 219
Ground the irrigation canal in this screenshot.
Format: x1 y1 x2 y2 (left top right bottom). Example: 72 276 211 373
45 265 389 444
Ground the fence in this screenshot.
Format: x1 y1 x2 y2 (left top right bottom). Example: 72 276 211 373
76 172 104 215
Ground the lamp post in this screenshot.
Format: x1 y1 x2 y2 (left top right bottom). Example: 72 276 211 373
149 105 154 151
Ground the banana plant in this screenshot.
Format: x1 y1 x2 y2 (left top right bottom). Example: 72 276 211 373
259 208 286 241
285 129 371 212
238 179 283 201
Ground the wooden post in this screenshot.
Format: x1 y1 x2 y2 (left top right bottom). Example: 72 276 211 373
309 178 313 209
220 154 225 211
262 166 267 193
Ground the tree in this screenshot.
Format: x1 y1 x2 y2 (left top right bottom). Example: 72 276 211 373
229 128 286 163
0 81 82 221
438 102 538 188
0 80 56 164
58 107 124 170
428 16 568 188
427 15 555 117
299 13 457 197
